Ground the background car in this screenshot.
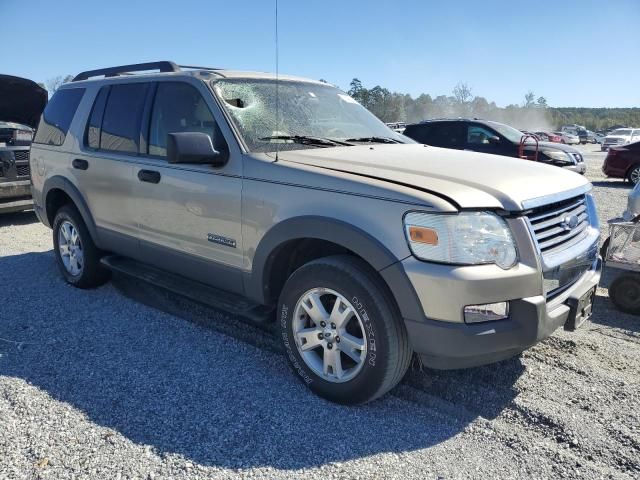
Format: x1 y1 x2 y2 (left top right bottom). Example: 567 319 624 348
553 131 581 144
536 131 563 143
602 140 640 184
587 130 603 144
0 75 47 214
601 128 640 151
403 119 586 173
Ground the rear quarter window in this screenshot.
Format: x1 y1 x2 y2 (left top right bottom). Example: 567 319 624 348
404 125 431 144
33 88 85 146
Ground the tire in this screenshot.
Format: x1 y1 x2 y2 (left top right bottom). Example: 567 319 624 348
52 204 110 289
627 166 640 185
609 273 640 315
277 255 411 404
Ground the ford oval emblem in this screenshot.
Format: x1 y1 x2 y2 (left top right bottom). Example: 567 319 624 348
561 215 579 231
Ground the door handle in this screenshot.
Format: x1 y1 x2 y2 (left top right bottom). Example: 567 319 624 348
72 159 89 170
138 169 161 184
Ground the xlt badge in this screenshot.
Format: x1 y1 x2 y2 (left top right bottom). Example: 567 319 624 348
207 233 237 248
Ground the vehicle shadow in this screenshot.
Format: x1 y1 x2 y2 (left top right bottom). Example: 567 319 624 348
0 251 524 470
0 210 37 227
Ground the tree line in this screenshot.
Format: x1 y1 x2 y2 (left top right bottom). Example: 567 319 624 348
347 78 640 131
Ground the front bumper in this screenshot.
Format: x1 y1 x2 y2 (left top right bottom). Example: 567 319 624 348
566 163 586 174
403 258 601 369
0 180 32 213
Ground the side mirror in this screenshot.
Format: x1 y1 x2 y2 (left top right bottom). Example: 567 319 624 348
167 132 226 166
488 135 501 145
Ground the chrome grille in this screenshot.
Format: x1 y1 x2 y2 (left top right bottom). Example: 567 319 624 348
526 195 590 255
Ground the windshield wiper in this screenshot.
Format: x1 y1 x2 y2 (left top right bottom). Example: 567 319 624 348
259 135 353 147
344 136 402 144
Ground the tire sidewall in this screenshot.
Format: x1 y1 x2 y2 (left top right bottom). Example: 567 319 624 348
278 261 392 404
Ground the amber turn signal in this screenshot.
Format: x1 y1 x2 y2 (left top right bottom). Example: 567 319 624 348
408 226 438 245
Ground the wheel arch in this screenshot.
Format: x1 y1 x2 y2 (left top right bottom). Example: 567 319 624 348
43 176 99 245
245 216 423 322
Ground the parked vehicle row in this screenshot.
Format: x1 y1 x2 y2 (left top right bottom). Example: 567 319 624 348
27 61 601 404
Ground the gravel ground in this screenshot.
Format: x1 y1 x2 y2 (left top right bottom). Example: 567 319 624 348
1 144 639 479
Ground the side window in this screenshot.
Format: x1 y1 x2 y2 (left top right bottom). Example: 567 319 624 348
100 83 148 154
85 87 109 149
429 123 464 148
33 88 85 146
148 82 225 157
467 125 497 145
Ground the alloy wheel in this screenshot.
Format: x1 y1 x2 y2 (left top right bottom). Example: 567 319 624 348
292 287 367 383
58 220 84 276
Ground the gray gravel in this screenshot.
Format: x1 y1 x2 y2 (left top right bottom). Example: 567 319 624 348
1 144 639 479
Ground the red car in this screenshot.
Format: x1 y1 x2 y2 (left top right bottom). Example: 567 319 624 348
535 131 563 143
602 141 640 184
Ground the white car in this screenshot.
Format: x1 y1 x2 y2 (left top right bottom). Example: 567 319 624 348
553 131 580 145
601 128 640 151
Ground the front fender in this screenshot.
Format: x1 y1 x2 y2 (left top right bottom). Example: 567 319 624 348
245 216 424 322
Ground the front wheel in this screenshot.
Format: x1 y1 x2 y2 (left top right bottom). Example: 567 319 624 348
278 255 411 404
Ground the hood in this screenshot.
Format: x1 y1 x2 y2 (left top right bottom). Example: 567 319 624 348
605 135 630 141
0 75 48 128
278 144 590 211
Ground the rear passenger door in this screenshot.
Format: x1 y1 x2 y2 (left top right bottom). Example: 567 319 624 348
75 82 148 257
133 80 244 293
422 122 465 150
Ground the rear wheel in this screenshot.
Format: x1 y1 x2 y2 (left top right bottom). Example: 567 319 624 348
627 166 640 185
52 205 110 288
278 255 411 404
609 273 640 315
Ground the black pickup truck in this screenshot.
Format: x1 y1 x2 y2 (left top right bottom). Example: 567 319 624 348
0 75 47 214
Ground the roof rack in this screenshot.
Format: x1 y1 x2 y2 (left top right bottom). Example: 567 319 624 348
72 61 180 82
178 65 222 71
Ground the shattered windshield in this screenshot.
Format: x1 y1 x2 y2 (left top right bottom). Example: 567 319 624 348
213 79 411 153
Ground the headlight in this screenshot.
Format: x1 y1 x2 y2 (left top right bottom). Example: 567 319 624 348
542 149 572 162
404 212 518 269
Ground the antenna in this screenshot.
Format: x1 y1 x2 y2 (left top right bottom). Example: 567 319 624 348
275 0 280 162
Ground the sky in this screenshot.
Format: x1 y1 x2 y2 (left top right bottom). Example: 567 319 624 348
2 0 639 108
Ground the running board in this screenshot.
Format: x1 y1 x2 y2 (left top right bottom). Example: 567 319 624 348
100 255 274 324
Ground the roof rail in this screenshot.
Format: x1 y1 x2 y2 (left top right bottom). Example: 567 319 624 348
72 61 180 82
178 65 222 71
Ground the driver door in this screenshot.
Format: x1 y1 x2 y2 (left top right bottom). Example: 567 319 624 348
133 80 244 293
464 123 514 157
